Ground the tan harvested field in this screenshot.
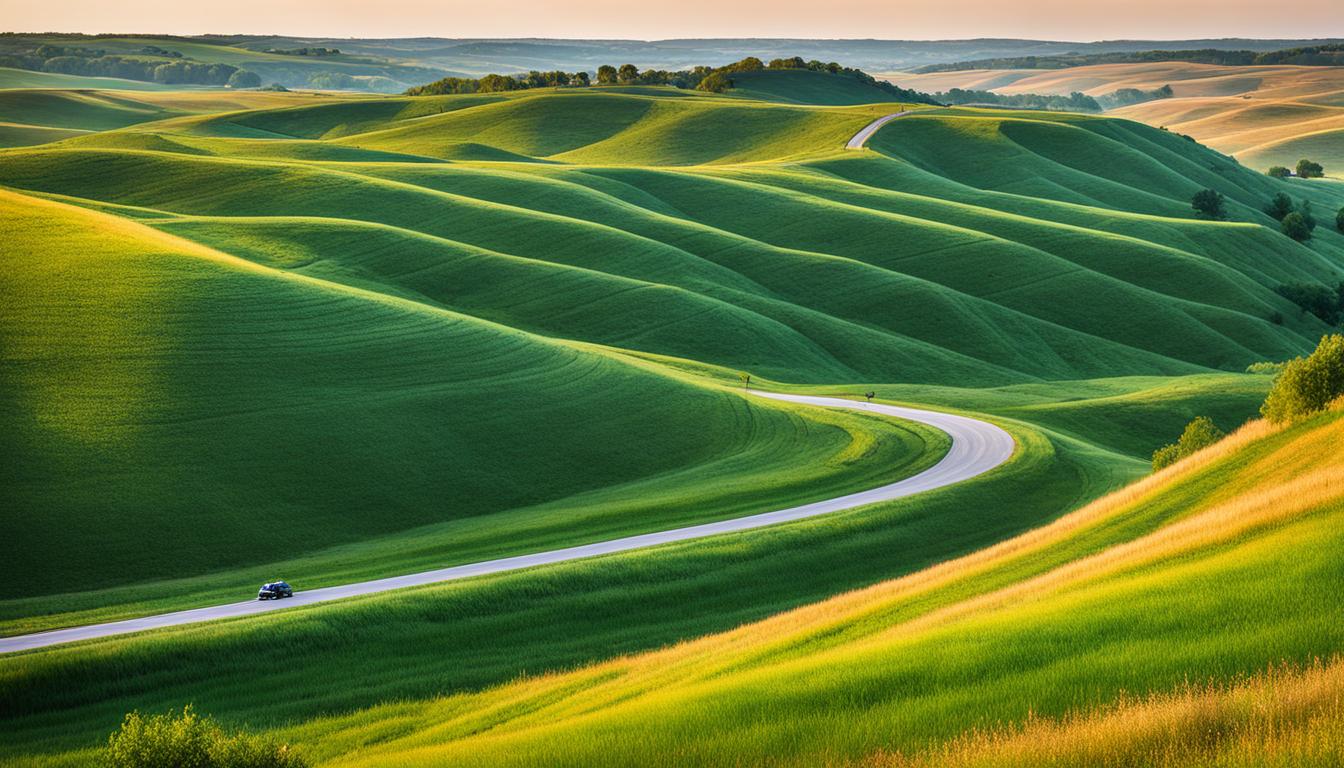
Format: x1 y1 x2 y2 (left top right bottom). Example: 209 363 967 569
885 63 1344 175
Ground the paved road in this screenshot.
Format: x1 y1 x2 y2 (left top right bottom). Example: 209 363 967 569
0 392 1013 655
846 111 913 149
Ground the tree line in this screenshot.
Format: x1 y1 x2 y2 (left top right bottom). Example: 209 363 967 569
932 87 1101 112
0 43 260 86
405 56 937 104
915 44 1344 74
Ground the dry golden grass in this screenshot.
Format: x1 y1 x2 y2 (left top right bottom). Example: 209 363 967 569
866 657 1344 768
888 63 1344 173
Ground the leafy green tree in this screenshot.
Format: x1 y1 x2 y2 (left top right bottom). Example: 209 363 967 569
227 70 261 88
596 65 617 84
1337 206 1344 233
1296 158 1325 178
1267 166 1291 178
1299 199 1317 231
1151 416 1226 471
1261 334 1344 423
105 705 307 768
617 63 638 83
697 71 733 93
1282 211 1312 241
571 70 589 86
1191 188 1225 219
1263 192 1293 220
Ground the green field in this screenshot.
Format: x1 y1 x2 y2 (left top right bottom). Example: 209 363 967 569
2 68 1342 766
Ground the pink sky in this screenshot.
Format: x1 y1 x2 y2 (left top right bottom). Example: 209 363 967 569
3 0 1342 40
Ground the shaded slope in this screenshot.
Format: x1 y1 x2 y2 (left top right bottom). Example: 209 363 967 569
0 188 935 599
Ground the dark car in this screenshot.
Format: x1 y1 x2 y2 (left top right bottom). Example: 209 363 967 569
258 581 293 600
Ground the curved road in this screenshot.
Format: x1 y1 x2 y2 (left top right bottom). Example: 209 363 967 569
847 111 913 149
0 393 1013 655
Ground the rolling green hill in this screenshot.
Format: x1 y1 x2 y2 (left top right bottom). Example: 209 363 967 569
2 77 1342 767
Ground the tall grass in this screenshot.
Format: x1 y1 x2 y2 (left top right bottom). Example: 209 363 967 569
867 658 1344 768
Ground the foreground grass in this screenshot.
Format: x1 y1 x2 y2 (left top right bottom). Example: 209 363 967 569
234 405 1340 767
868 657 1344 768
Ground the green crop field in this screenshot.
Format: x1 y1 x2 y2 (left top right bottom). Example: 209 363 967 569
1 65 1342 767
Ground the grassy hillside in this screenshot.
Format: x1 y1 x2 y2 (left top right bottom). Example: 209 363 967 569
3 63 1337 767
727 69 919 105
277 404 1343 766
0 187 952 610
893 63 1344 175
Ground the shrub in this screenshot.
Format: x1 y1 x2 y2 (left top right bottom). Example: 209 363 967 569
1246 361 1285 374
1267 165 1291 178
227 70 261 88
1275 282 1343 325
1260 334 1344 423
1296 158 1325 178
1191 188 1225 219
105 705 307 768
1263 192 1293 220
1151 416 1226 471
1281 211 1311 241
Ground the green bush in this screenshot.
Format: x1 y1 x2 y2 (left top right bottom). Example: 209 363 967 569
1267 165 1291 178
1281 211 1311 241
1296 158 1325 178
1151 416 1226 471
1246 361 1286 374
1336 206 1343 233
105 705 306 768
1191 188 1225 219
1261 334 1344 423
1263 192 1293 220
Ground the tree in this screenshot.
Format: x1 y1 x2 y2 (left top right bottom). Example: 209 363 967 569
1281 211 1311 241
1267 166 1291 178
1260 334 1344 423
1264 192 1294 220
1296 158 1325 178
596 65 617 85
1151 416 1226 471
697 71 733 93
227 69 261 88
1299 199 1317 231
1191 188 1225 219
1337 206 1344 233
571 70 590 86
617 63 638 83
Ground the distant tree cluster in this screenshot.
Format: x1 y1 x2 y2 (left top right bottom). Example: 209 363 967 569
1264 191 1320 242
1275 282 1344 325
1252 43 1344 66
1267 166 1292 178
914 44 1344 74
405 68 598 95
1266 195 1319 241
1191 188 1226 219
1096 84 1173 109
1296 158 1325 179
0 43 246 85
1260 334 1344 423
933 87 1101 112
405 56 938 104
1151 416 1225 471
266 47 340 56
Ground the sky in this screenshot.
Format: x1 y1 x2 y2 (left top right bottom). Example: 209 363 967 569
4 0 1343 40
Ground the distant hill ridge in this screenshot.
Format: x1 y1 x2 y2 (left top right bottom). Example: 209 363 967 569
914 42 1344 73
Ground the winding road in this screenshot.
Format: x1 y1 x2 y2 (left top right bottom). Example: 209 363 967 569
0 392 1013 655
847 111 913 149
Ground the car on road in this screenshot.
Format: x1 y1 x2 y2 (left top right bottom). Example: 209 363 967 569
257 581 294 600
